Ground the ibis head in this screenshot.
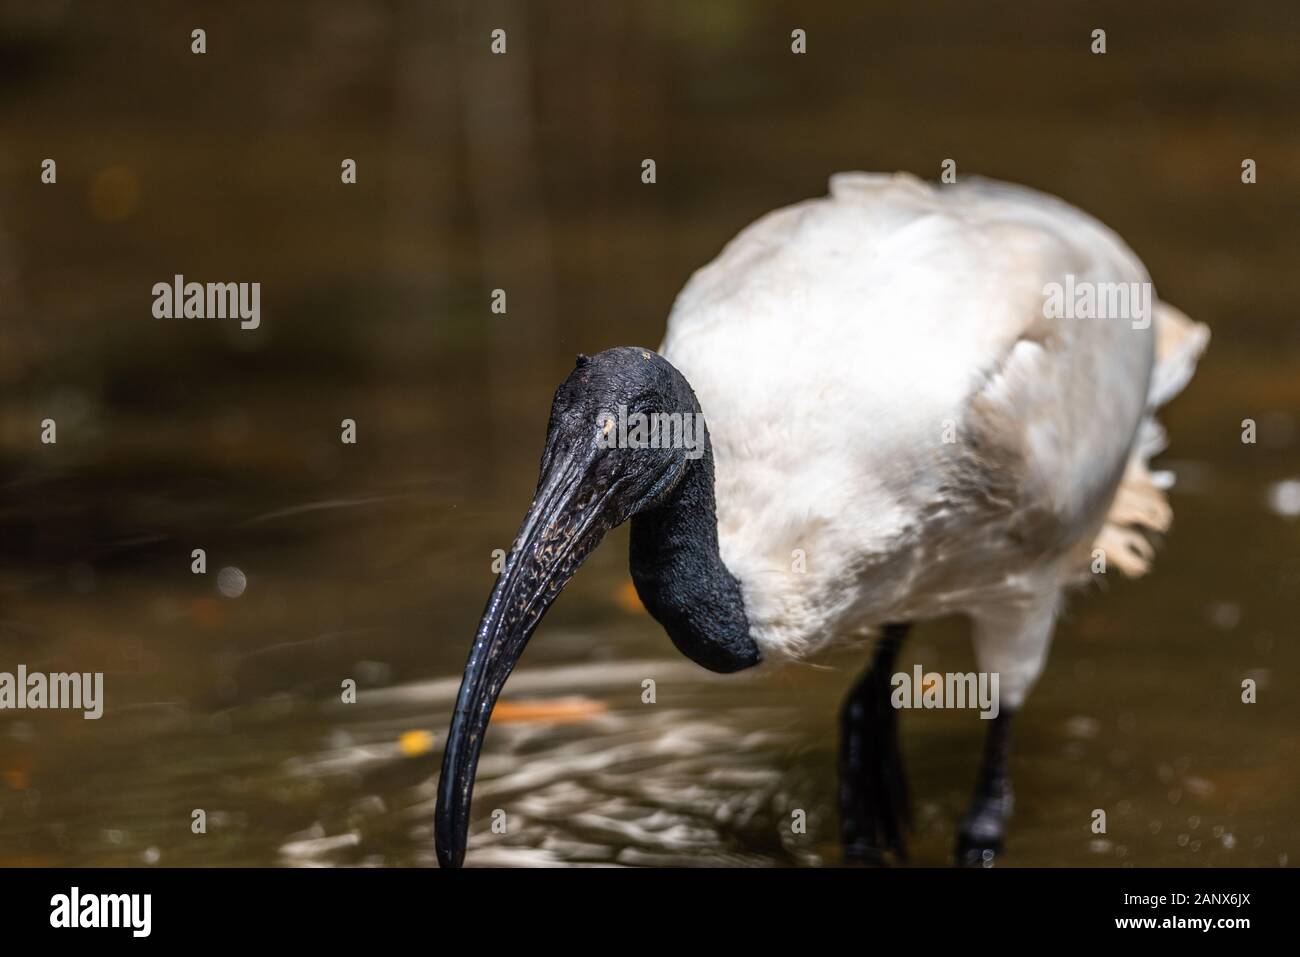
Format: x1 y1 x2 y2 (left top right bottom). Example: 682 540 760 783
435 346 760 867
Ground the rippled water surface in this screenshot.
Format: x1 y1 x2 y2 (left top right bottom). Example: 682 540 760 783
1 1 1298 867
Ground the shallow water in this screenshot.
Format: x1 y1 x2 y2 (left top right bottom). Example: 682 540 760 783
1 1 1298 867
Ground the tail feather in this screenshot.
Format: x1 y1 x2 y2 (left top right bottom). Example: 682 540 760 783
1149 302 1212 409
1092 302 1209 578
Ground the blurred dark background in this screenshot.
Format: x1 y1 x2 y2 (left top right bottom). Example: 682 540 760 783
0 0 1296 866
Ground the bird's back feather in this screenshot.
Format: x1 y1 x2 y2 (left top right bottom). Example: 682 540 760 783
660 172 1206 663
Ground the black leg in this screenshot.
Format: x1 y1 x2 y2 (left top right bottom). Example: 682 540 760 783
955 709 1015 866
838 622 911 864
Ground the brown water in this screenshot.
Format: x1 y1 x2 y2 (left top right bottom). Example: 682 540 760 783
1 1 1297 867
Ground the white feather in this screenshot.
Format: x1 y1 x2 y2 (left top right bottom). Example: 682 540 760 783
660 172 1207 707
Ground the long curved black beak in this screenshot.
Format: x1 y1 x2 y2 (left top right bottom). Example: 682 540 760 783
435 445 623 868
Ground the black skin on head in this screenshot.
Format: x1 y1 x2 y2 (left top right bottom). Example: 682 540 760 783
546 347 759 670
434 346 759 868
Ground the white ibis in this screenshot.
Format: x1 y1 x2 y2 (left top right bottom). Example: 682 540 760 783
436 172 1209 867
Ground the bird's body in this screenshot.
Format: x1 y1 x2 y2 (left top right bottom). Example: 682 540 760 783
436 172 1208 867
662 172 1207 706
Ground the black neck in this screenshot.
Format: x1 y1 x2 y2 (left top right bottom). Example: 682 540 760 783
628 439 759 673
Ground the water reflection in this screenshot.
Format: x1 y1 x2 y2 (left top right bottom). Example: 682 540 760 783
278 660 809 867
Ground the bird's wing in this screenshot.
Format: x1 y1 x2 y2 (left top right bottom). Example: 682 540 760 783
660 173 1202 659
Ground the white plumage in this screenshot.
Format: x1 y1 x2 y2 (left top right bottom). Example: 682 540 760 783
660 172 1208 707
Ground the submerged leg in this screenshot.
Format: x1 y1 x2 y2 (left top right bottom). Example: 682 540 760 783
955 709 1015 866
962 593 1057 866
838 622 911 864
